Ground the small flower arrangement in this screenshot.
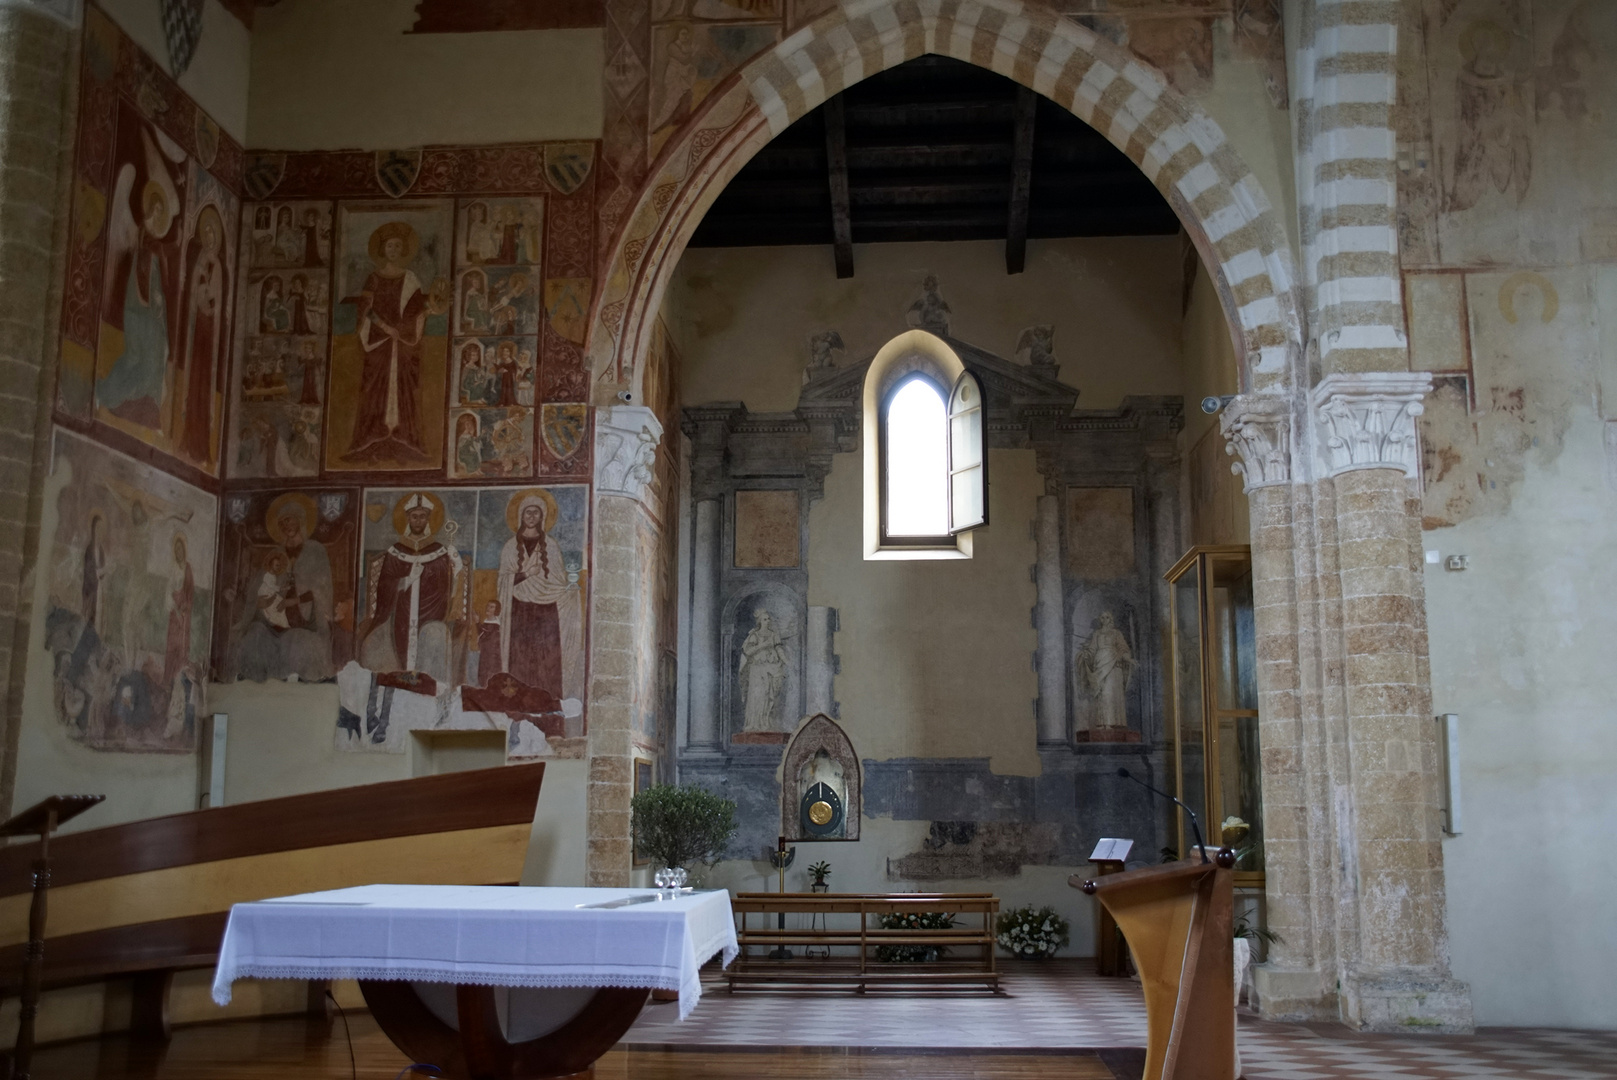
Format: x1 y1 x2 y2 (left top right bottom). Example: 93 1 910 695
874 911 954 962
996 905 1070 960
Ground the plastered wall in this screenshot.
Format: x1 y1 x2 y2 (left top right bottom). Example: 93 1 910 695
97 0 250 141
1400 0 1617 1029
670 237 1186 412
246 0 604 149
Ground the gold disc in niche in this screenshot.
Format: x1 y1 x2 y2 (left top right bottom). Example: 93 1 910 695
808 800 834 826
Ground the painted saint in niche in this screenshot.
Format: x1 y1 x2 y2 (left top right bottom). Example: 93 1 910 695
231 494 335 682
295 340 322 406
287 274 316 335
258 275 289 333
460 269 490 334
458 341 489 404
345 223 429 466
452 410 481 475
739 608 787 732
97 127 182 432
273 206 299 264
464 202 496 264
496 490 579 704
358 491 463 685
491 339 520 406
1076 612 1134 731
177 205 226 465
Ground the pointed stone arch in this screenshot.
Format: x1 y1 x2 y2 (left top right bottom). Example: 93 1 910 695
587 0 1304 407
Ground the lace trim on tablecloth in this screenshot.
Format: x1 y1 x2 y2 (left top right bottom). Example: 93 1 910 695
212 942 739 1021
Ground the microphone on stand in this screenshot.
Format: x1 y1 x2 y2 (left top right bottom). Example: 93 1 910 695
1117 767 1209 864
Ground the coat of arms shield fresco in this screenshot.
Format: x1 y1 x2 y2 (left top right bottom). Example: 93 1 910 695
541 403 588 461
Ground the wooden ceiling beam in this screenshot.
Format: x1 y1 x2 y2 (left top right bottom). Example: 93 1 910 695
824 95 855 279
1006 85 1037 275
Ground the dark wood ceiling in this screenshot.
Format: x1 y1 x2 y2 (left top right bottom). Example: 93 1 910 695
687 55 1180 272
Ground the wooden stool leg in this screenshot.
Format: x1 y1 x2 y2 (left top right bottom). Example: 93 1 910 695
129 970 173 1042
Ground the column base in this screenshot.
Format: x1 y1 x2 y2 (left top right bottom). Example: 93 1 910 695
1251 963 1337 1023
1341 973 1474 1035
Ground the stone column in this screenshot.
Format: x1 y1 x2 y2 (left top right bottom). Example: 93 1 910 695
1311 373 1471 1032
804 606 837 719
686 496 722 749
1033 494 1067 745
1224 395 1337 1017
587 405 663 886
0 0 76 816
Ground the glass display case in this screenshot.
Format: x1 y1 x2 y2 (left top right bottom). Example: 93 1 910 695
1165 545 1264 886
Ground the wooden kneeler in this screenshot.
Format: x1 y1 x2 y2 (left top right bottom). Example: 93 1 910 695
1073 848 1237 1080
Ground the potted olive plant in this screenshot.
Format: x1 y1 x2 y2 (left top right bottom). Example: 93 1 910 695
630 783 738 885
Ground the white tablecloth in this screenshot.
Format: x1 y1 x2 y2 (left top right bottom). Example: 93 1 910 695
212 885 737 1019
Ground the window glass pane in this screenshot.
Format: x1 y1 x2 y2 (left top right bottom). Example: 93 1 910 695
885 378 949 536
948 373 985 533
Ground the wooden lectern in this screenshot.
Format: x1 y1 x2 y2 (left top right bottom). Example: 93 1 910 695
1 794 105 1080
1071 847 1237 1080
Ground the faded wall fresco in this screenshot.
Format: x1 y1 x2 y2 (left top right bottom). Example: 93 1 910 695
43 430 217 753
57 7 244 481
1402 0 1617 526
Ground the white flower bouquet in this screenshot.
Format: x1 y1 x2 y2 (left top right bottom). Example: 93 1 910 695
995 905 1071 959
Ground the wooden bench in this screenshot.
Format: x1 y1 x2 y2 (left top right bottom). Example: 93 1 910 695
0 762 546 1039
727 892 1000 992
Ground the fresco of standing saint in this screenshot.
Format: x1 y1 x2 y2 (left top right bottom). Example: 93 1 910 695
326 201 452 472
357 490 470 687
468 486 589 712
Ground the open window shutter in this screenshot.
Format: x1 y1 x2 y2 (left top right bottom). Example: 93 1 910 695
948 370 986 533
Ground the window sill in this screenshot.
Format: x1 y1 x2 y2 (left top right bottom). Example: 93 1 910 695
864 532 973 561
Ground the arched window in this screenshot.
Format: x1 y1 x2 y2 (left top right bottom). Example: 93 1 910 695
863 331 986 559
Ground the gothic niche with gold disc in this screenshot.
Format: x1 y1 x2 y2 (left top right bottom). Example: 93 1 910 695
780 714 861 842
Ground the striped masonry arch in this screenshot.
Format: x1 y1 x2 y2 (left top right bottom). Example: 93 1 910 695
586 0 1308 405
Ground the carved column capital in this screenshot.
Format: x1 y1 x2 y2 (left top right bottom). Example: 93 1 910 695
594 405 663 503
1310 372 1433 479
1220 394 1293 492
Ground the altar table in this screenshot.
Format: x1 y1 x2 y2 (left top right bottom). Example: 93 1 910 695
212 884 737 1079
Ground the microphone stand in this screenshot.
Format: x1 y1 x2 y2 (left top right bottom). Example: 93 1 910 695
1117 768 1209 864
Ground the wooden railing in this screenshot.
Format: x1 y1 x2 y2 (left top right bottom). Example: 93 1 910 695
727 892 1000 992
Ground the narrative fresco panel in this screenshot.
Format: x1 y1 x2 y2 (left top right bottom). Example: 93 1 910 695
326 201 455 473
59 6 245 460
214 489 358 683
44 430 216 753
85 98 239 476
229 200 334 479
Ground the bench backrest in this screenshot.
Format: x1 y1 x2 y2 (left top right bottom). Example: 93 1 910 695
0 763 545 990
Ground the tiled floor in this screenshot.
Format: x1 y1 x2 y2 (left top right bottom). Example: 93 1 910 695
626 960 1617 1079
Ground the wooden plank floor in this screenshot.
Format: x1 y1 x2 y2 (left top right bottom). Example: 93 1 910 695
24 1011 1128 1079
